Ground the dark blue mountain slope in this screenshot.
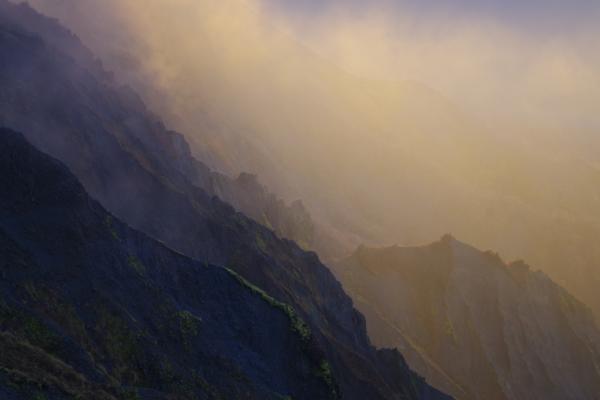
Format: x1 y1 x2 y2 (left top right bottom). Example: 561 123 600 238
0 127 337 399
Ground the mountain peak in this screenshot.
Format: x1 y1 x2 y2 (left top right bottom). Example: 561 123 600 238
335 240 600 400
439 233 456 244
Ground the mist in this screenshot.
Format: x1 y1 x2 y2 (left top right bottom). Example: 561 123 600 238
23 0 600 316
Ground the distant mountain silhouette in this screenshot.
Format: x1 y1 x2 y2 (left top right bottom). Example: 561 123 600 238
336 236 600 400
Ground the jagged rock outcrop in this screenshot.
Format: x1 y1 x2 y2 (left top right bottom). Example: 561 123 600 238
335 235 600 400
194 168 316 251
0 2 449 399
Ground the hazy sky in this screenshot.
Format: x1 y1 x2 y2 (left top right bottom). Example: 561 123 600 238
22 0 600 316
266 0 600 33
251 0 600 132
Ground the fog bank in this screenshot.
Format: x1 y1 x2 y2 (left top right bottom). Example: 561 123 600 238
23 0 600 315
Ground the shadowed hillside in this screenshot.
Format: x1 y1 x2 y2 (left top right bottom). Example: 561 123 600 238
0 127 337 399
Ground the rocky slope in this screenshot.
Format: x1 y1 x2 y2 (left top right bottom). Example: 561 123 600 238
0 2 448 399
0 127 338 399
0 0 318 255
335 235 600 400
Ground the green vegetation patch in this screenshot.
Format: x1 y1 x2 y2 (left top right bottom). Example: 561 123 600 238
174 310 200 347
315 360 338 397
224 268 310 343
315 360 333 386
255 234 268 253
127 256 146 277
104 216 120 241
225 268 339 399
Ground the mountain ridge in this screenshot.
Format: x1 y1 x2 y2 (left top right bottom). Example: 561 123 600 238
335 236 600 400
0 127 338 399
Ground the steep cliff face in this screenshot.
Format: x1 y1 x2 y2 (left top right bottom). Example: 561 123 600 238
0 2 448 399
0 128 337 400
336 236 600 400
